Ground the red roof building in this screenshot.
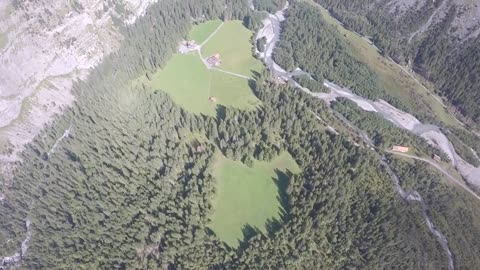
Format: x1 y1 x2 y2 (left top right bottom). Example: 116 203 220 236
392 146 409 153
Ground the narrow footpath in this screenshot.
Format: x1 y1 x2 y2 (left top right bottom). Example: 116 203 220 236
196 23 250 80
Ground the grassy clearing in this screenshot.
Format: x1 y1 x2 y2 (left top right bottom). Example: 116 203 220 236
149 53 260 116
209 152 300 247
188 19 223 44
210 70 261 109
202 21 263 77
149 54 216 116
311 2 460 128
146 19 262 116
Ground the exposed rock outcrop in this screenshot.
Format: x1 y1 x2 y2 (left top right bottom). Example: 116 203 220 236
0 0 155 176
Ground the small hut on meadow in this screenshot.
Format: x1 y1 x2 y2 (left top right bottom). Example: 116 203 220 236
206 53 221 66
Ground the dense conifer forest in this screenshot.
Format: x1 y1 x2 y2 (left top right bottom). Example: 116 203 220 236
253 0 287 12
389 158 480 269
1 0 480 269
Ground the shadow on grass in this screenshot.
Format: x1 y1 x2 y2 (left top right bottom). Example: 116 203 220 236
248 70 261 96
231 169 294 250
273 169 293 219
206 166 296 251
248 79 257 94
237 224 262 250
215 104 227 120
251 70 261 81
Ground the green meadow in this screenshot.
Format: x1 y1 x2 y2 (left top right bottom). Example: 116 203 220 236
202 21 263 77
148 19 263 116
209 152 300 247
188 19 223 44
149 54 216 115
149 53 260 116
149 19 296 248
209 70 261 109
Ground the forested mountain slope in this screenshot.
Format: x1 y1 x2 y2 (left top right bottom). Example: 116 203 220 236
272 2 409 110
1 0 480 269
315 0 480 124
0 63 463 269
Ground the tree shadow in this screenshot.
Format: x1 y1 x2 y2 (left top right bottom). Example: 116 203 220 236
251 70 261 80
248 70 263 96
237 224 262 250
259 169 294 238
215 104 227 120
265 217 283 237
227 169 295 251
248 78 257 94
273 168 293 217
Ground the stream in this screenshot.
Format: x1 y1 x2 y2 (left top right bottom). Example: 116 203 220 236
1 126 71 269
1 219 31 269
256 2 458 269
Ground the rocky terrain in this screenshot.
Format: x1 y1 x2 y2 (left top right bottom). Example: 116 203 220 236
379 0 480 44
342 0 480 41
0 0 154 178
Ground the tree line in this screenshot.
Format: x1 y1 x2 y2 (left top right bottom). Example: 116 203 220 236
2 0 480 269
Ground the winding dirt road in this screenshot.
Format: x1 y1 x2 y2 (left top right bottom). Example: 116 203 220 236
387 151 480 201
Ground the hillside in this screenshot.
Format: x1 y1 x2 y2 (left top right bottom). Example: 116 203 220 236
314 0 480 125
0 0 154 178
1 0 480 269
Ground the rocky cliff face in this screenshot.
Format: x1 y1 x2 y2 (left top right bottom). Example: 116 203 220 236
0 0 155 177
322 0 480 41
383 0 480 41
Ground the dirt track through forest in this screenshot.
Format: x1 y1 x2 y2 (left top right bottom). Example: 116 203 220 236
256 3 464 268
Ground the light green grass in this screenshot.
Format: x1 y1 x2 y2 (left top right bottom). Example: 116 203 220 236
209 152 300 247
309 1 461 128
146 19 262 116
150 53 216 116
149 53 260 116
188 20 223 44
210 70 261 109
202 21 263 77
